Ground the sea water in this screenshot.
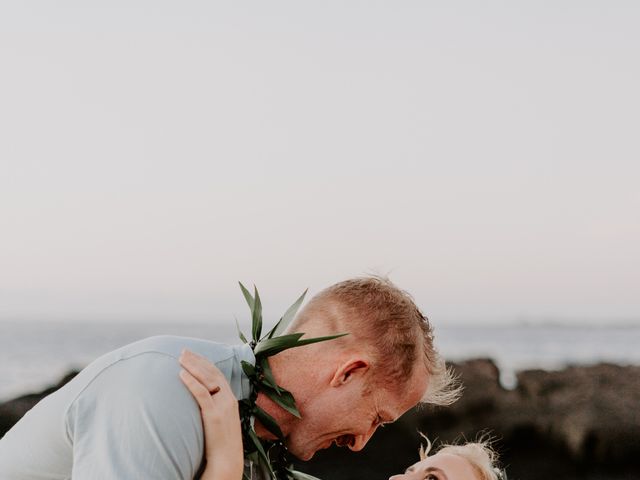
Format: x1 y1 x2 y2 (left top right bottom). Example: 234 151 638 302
1 320 639 401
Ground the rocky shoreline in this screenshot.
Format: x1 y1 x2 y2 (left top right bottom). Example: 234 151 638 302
301 359 640 480
2 360 639 479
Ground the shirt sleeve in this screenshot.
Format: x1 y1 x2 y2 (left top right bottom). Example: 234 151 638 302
66 352 206 479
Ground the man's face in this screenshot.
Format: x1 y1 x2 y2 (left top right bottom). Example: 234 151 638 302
285 363 429 461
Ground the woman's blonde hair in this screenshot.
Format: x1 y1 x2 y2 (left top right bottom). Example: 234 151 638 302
418 434 504 480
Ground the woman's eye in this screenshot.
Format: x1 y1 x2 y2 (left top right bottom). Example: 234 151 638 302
425 475 439 480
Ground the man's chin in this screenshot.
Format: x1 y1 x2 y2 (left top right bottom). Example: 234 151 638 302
286 445 317 462
299 451 316 461
292 450 315 462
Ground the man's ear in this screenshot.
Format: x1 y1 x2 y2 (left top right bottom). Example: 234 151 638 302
330 358 370 387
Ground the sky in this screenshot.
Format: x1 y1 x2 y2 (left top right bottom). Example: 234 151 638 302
1 1 639 325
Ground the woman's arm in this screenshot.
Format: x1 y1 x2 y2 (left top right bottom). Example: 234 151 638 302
179 349 244 480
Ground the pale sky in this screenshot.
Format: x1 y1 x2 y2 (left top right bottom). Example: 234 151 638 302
1 1 639 324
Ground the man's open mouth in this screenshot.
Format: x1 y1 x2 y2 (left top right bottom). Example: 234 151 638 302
334 435 354 448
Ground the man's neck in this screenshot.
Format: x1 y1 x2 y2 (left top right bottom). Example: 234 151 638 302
252 348 305 440
254 392 292 440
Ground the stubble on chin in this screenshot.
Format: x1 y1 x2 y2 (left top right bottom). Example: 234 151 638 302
290 442 319 462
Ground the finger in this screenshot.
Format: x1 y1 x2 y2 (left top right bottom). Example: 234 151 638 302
179 350 226 390
179 369 215 409
179 350 226 382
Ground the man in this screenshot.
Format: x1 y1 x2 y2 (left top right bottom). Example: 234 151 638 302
0 277 459 479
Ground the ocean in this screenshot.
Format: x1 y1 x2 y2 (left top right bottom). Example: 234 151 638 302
1 320 640 401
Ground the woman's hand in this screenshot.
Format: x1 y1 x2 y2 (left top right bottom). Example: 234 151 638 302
179 349 244 480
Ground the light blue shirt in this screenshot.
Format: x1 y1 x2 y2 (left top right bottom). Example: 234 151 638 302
0 335 255 479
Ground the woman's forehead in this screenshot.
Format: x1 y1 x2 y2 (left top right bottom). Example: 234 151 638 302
407 452 477 478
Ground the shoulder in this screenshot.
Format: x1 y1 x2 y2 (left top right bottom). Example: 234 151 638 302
68 335 253 414
66 343 205 456
64 338 219 478
66 335 253 433
69 347 193 418
69 335 237 388
71 336 233 402
115 335 237 363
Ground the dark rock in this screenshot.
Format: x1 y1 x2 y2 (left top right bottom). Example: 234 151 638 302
3 362 640 479
0 371 78 438
299 360 640 480
514 364 640 464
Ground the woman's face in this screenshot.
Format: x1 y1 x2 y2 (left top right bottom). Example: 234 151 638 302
389 452 479 480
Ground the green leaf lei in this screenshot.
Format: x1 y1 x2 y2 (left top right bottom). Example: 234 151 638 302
236 283 348 480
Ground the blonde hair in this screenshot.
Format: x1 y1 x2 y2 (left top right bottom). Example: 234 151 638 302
419 435 503 480
292 276 462 406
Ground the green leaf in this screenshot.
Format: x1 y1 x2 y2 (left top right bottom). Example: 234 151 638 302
252 286 263 341
254 332 348 357
260 357 280 393
239 398 253 408
246 431 275 479
235 316 248 344
257 454 275 480
264 323 278 341
253 333 305 356
267 289 308 339
261 384 301 418
291 333 349 348
288 469 323 480
245 451 261 478
239 282 255 311
248 429 270 467
254 405 284 439
241 360 257 379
